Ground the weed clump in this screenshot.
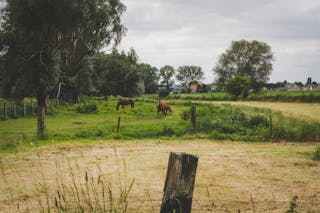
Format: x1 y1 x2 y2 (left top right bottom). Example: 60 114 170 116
76 103 98 114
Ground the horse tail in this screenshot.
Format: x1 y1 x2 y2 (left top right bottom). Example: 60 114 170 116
168 106 172 112
116 101 120 111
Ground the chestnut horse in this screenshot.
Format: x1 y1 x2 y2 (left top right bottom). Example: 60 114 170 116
116 98 135 111
157 99 171 117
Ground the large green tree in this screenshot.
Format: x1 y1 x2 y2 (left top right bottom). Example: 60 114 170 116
159 65 175 89
213 40 274 91
91 50 144 98
0 0 126 138
176 65 204 86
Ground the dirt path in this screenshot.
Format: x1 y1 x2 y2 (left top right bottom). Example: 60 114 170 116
0 140 319 212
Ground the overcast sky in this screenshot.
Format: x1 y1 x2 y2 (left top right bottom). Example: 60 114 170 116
117 0 320 83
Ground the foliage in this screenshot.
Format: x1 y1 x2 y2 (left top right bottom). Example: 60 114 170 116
213 40 274 91
91 50 144 98
139 63 159 94
176 65 204 86
182 104 320 142
159 65 175 89
76 103 98 114
158 89 170 98
225 75 251 99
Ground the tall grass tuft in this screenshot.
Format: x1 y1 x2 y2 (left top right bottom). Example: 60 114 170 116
312 145 320 161
36 157 135 212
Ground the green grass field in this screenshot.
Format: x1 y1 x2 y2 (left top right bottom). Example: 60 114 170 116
0 98 320 153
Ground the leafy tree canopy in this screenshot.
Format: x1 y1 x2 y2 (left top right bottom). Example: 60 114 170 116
176 65 204 86
159 65 175 89
213 40 274 91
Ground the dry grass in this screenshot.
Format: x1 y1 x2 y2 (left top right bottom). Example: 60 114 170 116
214 101 320 121
0 140 319 212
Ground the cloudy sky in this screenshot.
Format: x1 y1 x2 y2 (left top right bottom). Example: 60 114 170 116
118 0 320 83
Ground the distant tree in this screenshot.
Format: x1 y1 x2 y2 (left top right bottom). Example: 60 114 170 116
294 81 304 87
91 50 144 98
213 40 274 92
159 65 175 89
225 75 251 99
176 65 204 86
139 63 159 94
197 83 210 93
306 77 312 85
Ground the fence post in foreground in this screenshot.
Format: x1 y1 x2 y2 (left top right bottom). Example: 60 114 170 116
117 116 121 133
160 152 199 213
191 105 196 134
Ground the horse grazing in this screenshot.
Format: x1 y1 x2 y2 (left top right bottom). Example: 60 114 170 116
157 99 171 117
116 98 135 111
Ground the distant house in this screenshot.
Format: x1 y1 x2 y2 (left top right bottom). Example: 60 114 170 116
303 83 320 91
187 83 199 93
285 83 301 91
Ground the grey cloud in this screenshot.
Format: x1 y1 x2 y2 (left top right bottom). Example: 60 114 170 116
119 0 320 83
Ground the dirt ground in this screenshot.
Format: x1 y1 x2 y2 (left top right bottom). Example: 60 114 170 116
0 140 319 212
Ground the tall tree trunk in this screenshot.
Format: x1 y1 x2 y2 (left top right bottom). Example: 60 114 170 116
37 95 46 139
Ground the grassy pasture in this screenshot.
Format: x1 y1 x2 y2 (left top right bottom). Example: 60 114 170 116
0 98 320 211
0 98 320 153
0 140 319 212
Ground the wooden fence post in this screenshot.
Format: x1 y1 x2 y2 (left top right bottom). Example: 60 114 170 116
23 102 27 116
191 105 196 134
269 114 273 141
160 152 199 213
4 103 7 119
117 116 121 133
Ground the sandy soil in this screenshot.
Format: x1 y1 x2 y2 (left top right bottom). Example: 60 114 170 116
0 140 319 212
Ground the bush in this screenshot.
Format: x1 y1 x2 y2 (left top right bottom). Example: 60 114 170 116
158 89 170 98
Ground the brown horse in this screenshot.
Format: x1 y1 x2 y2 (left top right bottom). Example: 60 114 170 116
157 99 171 117
116 98 135 111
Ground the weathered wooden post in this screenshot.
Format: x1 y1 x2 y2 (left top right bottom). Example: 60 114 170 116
4 103 8 119
160 152 199 213
23 102 27 116
117 116 121 133
191 105 196 134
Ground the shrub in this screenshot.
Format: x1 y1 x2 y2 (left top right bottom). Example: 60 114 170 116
158 89 170 98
